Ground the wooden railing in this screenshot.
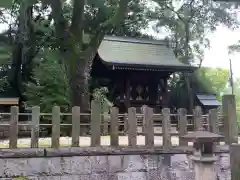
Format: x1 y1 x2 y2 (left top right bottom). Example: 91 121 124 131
0 100 229 149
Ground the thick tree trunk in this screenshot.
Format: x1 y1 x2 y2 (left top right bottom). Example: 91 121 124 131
183 22 194 113
9 4 34 102
68 58 90 135
184 74 194 113
69 59 90 111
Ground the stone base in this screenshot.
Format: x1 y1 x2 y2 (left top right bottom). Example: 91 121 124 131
190 155 218 163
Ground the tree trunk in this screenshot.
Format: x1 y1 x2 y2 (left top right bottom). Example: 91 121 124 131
9 4 34 102
183 22 194 113
68 57 90 135
69 58 90 111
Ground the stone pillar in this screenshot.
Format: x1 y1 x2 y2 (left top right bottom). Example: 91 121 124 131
182 128 223 180
222 95 238 144
192 156 218 180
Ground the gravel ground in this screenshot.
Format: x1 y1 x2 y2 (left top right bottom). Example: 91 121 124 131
0 136 191 148
0 135 231 148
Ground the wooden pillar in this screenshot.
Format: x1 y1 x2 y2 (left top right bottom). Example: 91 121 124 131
163 78 167 93
125 78 131 110
222 95 238 144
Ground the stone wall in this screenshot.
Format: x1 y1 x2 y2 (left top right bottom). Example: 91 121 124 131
0 153 230 180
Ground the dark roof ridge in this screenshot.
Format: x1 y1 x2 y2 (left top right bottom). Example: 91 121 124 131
103 35 168 46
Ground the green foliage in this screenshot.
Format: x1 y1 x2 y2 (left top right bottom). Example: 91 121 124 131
0 42 11 92
13 177 29 180
92 87 113 113
224 78 240 123
152 0 237 65
195 67 229 98
169 68 229 109
0 0 13 8
228 41 240 54
24 50 70 112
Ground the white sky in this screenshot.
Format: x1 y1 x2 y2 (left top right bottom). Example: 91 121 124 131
144 23 240 78
203 25 240 78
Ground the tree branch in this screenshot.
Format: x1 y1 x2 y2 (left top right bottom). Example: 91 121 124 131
198 58 203 68
81 0 130 82
49 0 68 44
164 5 186 23
70 0 85 44
84 0 129 59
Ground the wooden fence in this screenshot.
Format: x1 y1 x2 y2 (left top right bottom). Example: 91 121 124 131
0 94 237 149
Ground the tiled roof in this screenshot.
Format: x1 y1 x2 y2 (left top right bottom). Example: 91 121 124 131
97 36 196 72
196 94 222 106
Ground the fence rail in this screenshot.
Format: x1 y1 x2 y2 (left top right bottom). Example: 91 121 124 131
0 98 233 149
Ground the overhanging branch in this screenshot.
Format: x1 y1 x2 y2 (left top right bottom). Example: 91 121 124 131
84 0 130 59
49 0 68 43
70 0 85 44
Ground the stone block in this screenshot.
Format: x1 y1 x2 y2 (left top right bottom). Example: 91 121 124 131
130 172 147 180
146 170 161 180
115 172 131 180
116 172 147 180
122 155 146 172
60 175 84 180
3 158 29 177
0 159 5 177
38 176 61 180
27 158 62 176
107 156 124 173
90 156 108 173
26 177 39 180
71 156 91 175
90 173 109 180
59 157 72 174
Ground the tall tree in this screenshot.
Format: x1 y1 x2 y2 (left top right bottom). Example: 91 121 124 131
0 0 54 104
43 0 131 111
152 0 237 111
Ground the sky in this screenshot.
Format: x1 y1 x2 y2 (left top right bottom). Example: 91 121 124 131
143 23 240 78
203 25 240 78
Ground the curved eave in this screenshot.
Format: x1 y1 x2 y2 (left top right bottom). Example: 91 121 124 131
98 36 198 73
100 58 197 72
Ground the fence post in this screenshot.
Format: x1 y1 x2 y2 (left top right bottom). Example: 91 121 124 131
52 106 60 148
193 106 202 130
72 106 80 147
222 95 238 144
128 107 137 147
103 112 109 135
124 114 128 134
9 106 18 148
178 108 188 146
91 100 101 146
31 106 40 148
143 106 154 148
230 144 240 180
162 108 171 149
110 107 119 146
